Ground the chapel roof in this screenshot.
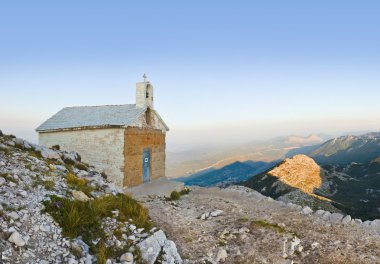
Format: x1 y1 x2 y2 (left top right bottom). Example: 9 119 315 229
36 104 168 132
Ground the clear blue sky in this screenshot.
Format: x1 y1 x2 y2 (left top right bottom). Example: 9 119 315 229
0 1 379 149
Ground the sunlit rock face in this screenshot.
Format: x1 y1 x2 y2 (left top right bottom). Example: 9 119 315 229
268 154 322 194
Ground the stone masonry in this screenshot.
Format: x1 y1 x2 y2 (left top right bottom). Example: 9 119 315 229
124 127 166 187
39 128 125 186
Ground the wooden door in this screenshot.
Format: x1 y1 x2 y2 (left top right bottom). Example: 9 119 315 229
142 148 151 183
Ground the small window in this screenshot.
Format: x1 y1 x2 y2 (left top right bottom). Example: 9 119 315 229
146 91 149 98
145 109 152 125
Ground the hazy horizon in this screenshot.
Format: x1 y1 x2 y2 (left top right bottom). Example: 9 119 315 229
1 1 379 150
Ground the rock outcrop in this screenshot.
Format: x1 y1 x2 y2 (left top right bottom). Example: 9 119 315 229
0 131 182 264
267 154 322 194
243 154 339 213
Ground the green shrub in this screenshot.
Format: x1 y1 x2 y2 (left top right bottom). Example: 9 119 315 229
0 173 18 184
63 158 75 165
170 191 181 201
75 162 88 171
28 149 43 159
66 172 94 196
4 134 16 140
251 220 286 233
179 188 191 195
101 172 108 179
31 177 55 191
14 143 24 149
51 145 60 151
43 193 151 263
43 180 55 190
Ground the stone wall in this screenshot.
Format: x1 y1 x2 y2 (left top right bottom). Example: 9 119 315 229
39 128 125 186
124 127 166 187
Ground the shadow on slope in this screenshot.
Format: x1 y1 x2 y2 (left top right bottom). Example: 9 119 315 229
242 158 380 221
176 160 278 187
320 161 380 220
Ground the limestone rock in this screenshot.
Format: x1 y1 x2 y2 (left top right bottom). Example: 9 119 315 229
341 215 352 225
315 209 326 216
162 240 183 264
301 206 313 215
216 248 228 262
8 211 20 220
8 231 26 247
72 190 90 202
200 212 210 220
329 213 344 224
211 210 224 217
0 177 6 186
120 252 133 262
137 230 167 264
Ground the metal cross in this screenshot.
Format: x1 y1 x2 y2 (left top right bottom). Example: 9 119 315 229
143 73 147 82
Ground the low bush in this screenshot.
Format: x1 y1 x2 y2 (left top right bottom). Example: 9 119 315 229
43 180 55 190
250 220 298 236
28 149 43 159
51 145 60 151
101 172 108 179
170 190 181 201
66 172 94 196
251 220 286 233
43 193 151 263
0 173 18 184
179 187 191 195
74 162 89 171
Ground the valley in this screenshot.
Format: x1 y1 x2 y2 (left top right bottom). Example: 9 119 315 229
179 132 380 221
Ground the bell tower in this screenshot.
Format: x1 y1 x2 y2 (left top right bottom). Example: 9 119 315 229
136 74 154 109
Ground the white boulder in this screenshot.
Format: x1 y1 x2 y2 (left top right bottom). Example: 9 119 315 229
301 206 313 215
216 248 228 262
329 213 344 224
211 210 224 217
120 252 134 263
72 190 90 202
8 231 26 247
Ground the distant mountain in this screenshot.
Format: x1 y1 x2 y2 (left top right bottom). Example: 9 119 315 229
243 153 380 220
270 134 327 147
176 160 277 187
168 134 329 178
285 132 380 165
310 132 380 165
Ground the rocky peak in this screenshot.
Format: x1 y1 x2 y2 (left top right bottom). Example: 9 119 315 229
268 154 322 194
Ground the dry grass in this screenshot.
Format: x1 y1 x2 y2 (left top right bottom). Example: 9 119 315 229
251 220 286 233
66 172 94 196
0 173 18 184
43 193 152 262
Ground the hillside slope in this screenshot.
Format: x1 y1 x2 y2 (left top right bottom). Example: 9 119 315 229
144 186 380 264
243 155 338 212
320 160 380 220
0 130 182 264
243 152 380 220
289 132 380 165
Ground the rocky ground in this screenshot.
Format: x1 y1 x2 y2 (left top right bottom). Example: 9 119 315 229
2 130 380 264
0 131 182 264
144 186 380 264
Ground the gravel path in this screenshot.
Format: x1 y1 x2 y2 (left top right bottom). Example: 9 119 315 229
144 186 380 264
